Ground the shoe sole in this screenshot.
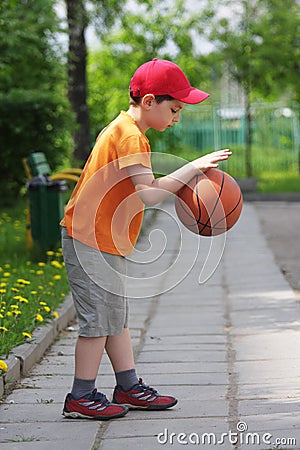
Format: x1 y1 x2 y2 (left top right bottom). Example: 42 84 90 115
114 399 178 410
62 408 128 420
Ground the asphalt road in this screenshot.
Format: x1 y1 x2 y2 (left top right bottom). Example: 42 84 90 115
255 201 300 293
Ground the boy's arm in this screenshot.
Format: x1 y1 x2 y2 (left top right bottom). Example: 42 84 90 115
127 149 232 206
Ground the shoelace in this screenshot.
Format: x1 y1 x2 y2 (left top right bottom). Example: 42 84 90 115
137 378 158 396
88 389 109 405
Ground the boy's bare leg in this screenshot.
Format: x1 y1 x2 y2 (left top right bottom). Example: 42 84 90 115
105 327 135 372
74 336 107 379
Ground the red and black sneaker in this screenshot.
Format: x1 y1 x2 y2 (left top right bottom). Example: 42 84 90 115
63 389 128 420
112 378 177 410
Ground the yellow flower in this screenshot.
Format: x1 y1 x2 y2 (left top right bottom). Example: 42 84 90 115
11 287 19 293
43 306 51 313
39 301 47 306
12 310 21 316
0 326 8 332
19 297 29 303
31 291 37 295
6 311 12 317
4 263 10 269
35 314 44 322
36 270 44 275
3 272 10 277
46 251 54 256
0 314 3 319
53 311 59 319
38 262 46 267
22 332 32 339
61 293 65 297
53 275 61 281
0 282 6 287
0 360 8 373
17 279 30 285
0 289 6 294
51 261 62 269
10 305 18 309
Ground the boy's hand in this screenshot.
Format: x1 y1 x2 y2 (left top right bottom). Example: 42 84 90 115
191 149 232 173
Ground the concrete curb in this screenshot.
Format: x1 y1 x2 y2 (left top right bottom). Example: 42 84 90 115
0 293 76 398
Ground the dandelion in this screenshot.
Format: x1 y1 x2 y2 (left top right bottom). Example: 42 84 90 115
10 305 19 309
12 310 21 316
53 311 59 319
36 270 44 275
17 279 30 285
19 297 29 303
38 262 46 267
35 314 44 322
53 275 61 281
43 306 51 313
11 287 19 293
3 272 10 278
0 360 8 373
0 282 6 287
51 261 62 269
31 291 37 295
0 314 3 319
61 293 65 297
39 301 47 306
6 311 12 317
22 332 32 339
0 289 6 294
0 326 8 332
46 251 54 256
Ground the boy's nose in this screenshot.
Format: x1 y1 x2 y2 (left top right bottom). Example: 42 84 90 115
173 112 181 123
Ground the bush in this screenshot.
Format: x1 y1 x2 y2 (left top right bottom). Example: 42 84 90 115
0 89 74 205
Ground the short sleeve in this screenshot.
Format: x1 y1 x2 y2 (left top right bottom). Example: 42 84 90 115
117 134 152 170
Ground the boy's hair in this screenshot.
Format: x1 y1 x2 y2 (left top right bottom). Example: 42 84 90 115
129 91 175 106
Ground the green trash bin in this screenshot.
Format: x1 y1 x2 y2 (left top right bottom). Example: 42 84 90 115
28 175 68 249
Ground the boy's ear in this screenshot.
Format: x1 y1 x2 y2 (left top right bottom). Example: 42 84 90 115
141 94 155 109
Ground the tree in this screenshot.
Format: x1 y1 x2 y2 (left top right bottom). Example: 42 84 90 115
0 0 73 203
207 0 300 177
65 0 90 162
65 0 126 162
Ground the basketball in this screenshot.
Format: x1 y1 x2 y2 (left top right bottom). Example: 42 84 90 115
175 169 243 236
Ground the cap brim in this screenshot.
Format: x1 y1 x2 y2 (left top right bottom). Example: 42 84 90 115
172 87 210 104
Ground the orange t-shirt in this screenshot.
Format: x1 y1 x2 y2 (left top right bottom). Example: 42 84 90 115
61 111 151 255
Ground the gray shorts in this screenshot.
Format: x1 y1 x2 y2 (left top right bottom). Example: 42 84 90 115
61 227 129 337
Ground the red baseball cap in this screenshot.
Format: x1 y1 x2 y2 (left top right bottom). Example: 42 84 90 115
129 58 210 104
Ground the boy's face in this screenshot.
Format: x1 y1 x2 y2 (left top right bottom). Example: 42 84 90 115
145 98 185 132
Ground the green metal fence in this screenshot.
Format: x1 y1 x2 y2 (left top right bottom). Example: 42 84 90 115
155 102 300 178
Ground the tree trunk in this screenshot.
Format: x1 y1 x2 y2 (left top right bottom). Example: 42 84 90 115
66 0 90 162
245 88 252 178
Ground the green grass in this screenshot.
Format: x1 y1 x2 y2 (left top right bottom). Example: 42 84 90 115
0 198 69 361
258 172 300 193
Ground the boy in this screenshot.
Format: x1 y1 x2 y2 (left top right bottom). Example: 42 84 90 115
61 58 232 420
